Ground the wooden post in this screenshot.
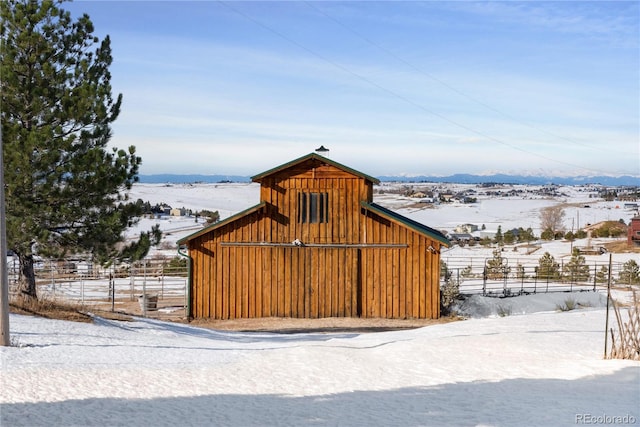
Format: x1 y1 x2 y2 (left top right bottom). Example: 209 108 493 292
604 253 612 359
0 125 10 346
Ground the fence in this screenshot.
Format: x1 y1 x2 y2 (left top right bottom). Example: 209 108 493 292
7 258 188 319
441 256 637 297
7 255 638 316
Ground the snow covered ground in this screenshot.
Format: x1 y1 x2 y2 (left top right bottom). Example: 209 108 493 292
2 182 638 426
2 296 638 426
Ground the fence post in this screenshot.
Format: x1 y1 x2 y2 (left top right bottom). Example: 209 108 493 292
110 271 115 312
604 253 613 359
130 269 134 302
161 262 165 300
142 260 147 317
546 267 550 293
482 266 487 296
50 262 55 297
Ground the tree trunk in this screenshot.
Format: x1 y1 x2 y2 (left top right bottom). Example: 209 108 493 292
17 253 37 299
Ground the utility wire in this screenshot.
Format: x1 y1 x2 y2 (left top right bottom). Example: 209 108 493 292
304 1 625 156
218 1 634 176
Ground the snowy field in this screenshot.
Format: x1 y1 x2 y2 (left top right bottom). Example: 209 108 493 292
2 296 638 426
2 182 639 426
127 182 639 255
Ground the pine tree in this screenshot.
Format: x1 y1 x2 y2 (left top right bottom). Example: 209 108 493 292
1 0 159 298
536 252 560 280
617 260 640 286
595 265 609 284
562 252 590 282
485 249 510 280
494 225 503 245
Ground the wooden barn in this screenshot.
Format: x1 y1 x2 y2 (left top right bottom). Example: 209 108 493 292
178 153 450 320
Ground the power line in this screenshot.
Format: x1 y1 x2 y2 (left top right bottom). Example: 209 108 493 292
304 1 626 157
217 1 634 176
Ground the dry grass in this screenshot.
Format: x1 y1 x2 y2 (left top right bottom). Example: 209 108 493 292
602 240 640 254
189 315 462 333
10 296 93 323
9 296 136 323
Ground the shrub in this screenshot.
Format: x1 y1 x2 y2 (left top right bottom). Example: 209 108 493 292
556 298 578 312
497 305 512 317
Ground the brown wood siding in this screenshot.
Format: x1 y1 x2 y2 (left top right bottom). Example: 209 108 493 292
187 161 443 320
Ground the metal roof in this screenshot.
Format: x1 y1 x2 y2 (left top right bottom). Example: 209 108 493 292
177 202 266 244
361 202 451 247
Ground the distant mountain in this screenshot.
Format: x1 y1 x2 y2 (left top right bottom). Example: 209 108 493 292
139 173 639 186
138 174 251 183
378 174 640 186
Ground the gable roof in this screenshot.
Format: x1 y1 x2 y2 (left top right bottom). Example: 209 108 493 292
177 202 266 245
251 153 380 184
361 202 451 247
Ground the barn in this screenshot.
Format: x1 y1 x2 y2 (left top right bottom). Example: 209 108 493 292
177 153 450 320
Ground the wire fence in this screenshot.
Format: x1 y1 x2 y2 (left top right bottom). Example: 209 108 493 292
7 255 639 317
441 256 638 297
7 257 188 319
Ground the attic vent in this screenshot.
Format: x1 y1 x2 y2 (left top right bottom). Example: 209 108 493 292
298 192 329 223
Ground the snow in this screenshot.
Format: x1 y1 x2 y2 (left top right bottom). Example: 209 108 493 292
2 182 639 426
2 302 638 426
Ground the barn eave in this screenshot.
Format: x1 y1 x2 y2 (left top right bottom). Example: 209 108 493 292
361 202 451 247
177 202 266 245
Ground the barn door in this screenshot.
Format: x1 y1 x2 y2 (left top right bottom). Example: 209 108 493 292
303 247 360 318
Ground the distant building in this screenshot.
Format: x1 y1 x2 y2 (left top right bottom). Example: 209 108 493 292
628 216 640 247
170 208 186 217
455 224 478 233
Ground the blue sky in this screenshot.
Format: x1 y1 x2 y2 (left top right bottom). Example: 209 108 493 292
66 1 639 177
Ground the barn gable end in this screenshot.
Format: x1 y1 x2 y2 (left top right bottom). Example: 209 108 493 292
178 153 450 320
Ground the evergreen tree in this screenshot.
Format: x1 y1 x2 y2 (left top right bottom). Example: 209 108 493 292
494 225 503 245
562 251 590 282
485 249 510 280
595 265 610 284
1 0 159 298
503 229 515 245
617 260 640 286
536 252 560 280
540 228 555 241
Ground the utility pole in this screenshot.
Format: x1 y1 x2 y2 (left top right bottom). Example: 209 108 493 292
0 124 10 346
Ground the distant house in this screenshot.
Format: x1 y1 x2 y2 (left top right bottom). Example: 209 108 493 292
455 224 478 233
623 203 638 210
628 216 640 247
178 153 450 320
170 208 186 217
